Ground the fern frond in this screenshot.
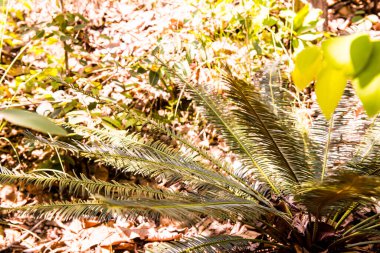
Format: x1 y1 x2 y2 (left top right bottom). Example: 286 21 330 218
95 195 283 223
0 167 188 200
168 70 281 194
345 118 380 176
1 195 279 224
295 172 380 215
0 200 113 221
26 133 243 194
224 74 316 187
151 235 284 253
125 114 272 205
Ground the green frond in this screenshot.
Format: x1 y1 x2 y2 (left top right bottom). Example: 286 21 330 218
0 194 280 224
62 123 257 195
128 113 272 204
96 195 285 223
223 74 316 187
0 167 187 200
0 200 114 221
346 118 380 176
170 71 281 193
295 172 380 215
26 133 244 194
151 235 283 253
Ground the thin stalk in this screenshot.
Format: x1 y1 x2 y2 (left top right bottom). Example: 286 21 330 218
321 116 334 181
9 71 41 104
343 213 380 236
335 203 359 229
0 137 21 165
0 40 33 85
343 214 380 235
311 214 319 243
58 0 69 75
49 133 65 173
346 240 380 248
0 0 11 61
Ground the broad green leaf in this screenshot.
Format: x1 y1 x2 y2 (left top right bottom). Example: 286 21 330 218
292 46 323 90
149 70 160 86
0 109 67 136
353 41 380 117
322 33 372 76
315 67 347 119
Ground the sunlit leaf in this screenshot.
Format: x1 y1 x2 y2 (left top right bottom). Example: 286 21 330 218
322 33 372 76
0 109 67 136
353 40 380 117
293 4 309 31
315 67 347 119
292 46 323 90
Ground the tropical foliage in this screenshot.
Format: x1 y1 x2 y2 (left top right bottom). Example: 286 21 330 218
293 33 380 118
1 65 380 252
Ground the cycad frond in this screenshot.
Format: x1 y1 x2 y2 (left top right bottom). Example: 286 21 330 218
1 200 114 221
295 172 380 215
1 195 278 224
152 235 283 253
61 123 262 199
0 167 186 200
96 196 276 222
126 113 271 204
26 133 244 194
223 75 316 187
173 73 281 193
345 118 380 176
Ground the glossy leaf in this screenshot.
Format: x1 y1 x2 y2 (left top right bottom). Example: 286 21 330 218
353 41 380 117
322 33 372 76
292 46 323 90
315 67 347 119
0 109 67 136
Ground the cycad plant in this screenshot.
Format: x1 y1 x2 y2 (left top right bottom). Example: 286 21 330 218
1 67 380 252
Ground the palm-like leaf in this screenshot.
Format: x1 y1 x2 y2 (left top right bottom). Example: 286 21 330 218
295 172 380 215
172 69 317 193
224 74 316 188
151 235 283 253
27 132 254 197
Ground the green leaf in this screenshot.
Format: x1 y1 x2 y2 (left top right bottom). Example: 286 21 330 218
315 67 347 119
322 33 372 76
0 109 67 136
353 40 380 117
149 70 160 86
292 46 323 90
293 4 309 31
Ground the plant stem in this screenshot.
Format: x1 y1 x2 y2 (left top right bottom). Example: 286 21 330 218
321 116 333 181
59 0 70 75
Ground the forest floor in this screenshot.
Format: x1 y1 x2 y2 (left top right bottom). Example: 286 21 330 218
0 0 380 252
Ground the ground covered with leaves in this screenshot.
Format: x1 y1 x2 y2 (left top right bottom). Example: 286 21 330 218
0 0 380 252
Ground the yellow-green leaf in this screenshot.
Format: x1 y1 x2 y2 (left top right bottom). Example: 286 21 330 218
0 109 67 136
322 33 372 76
315 67 348 119
353 41 380 117
292 46 323 90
